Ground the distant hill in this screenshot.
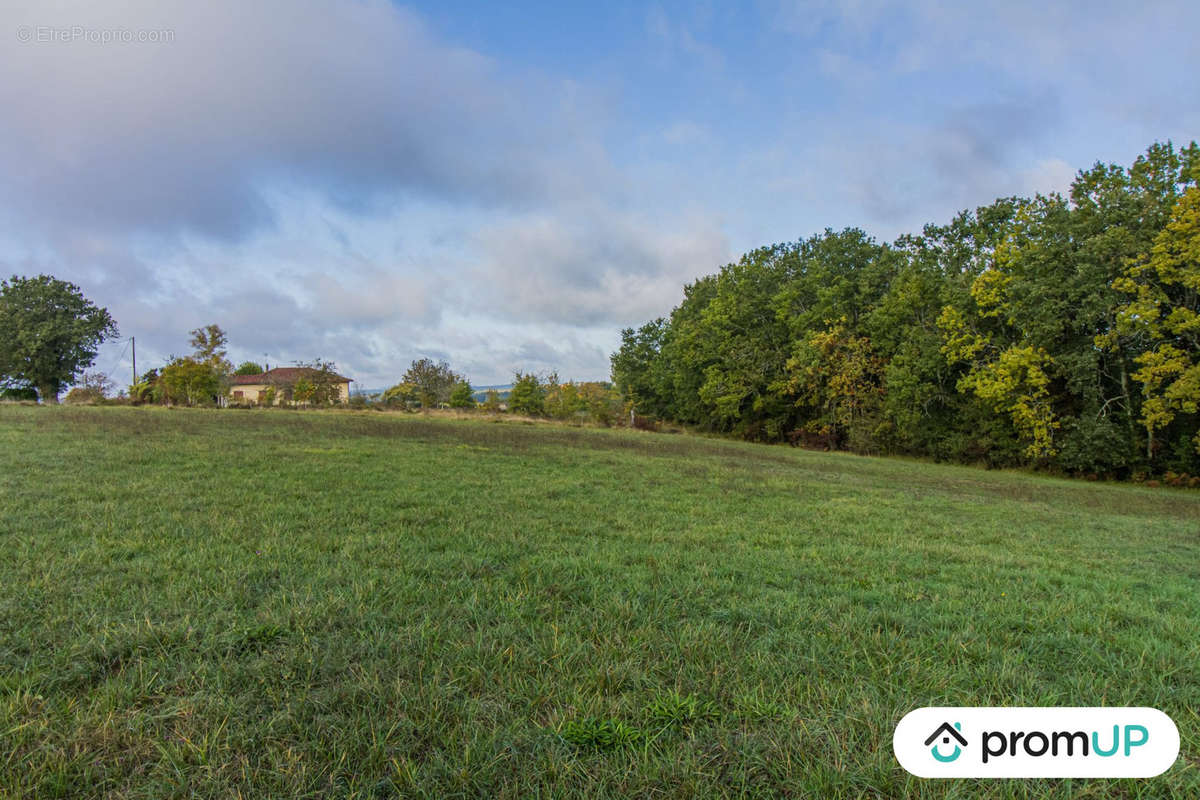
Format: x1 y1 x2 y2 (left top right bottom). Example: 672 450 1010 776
471 384 512 402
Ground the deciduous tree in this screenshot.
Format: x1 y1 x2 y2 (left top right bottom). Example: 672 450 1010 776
189 324 232 375
160 357 221 406
400 358 461 408
290 360 346 406
0 275 118 403
1102 185 1200 456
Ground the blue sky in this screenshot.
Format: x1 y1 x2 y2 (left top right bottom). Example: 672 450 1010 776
3 0 1198 388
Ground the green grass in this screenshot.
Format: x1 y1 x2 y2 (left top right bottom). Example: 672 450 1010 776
1 406 1198 798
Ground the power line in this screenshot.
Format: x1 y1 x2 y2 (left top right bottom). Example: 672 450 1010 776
100 338 132 381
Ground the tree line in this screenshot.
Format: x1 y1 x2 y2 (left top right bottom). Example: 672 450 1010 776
378 359 624 424
0 284 626 423
611 141 1200 478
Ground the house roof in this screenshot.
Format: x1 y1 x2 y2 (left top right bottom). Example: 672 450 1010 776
230 367 352 385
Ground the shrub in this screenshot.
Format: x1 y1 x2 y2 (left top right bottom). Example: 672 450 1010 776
63 372 115 405
381 382 418 410
579 382 621 426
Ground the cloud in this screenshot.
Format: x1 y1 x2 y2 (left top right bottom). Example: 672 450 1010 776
771 0 897 40
824 95 1065 230
297 271 437 328
772 0 1198 100
646 5 726 71
468 211 730 327
0 0 605 242
660 122 712 147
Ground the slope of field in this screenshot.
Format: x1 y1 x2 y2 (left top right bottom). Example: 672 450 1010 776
1 406 1198 798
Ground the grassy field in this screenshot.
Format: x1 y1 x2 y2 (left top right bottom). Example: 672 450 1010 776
1 406 1198 798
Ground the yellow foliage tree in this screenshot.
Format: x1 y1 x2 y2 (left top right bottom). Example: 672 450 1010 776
784 318 885 449
938 257 1061 460
1100 186 1200 455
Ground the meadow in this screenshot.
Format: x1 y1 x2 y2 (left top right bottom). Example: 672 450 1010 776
1 405 1198 798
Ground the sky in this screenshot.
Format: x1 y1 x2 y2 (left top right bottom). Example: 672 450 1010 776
3 0 1198 389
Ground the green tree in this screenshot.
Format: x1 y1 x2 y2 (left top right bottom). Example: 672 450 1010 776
234 361 264 376
611 319 668 416
160 357 221 406
290 361 346 406
546 378 584 420
401 358 461 408
0 274 118 403
293 377 316 405
693 244 795 438
482 388 502 412
448 381 476 409
508 371 547 416
655 275 719 425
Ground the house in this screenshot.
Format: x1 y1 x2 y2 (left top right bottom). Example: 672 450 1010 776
229 367 352 405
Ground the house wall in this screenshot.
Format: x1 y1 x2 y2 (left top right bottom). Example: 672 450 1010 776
231 384 270 404
230 382 350 405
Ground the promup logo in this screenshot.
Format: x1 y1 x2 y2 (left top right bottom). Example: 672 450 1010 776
894 707 1179 778
924 722 967 762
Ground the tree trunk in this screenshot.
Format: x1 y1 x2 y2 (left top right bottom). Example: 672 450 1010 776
1120 360 1135 441
38 383 59 404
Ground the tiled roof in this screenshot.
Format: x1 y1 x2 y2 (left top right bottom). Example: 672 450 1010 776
230 367 351 385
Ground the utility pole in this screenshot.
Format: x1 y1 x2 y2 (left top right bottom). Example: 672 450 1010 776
131 337 136 385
